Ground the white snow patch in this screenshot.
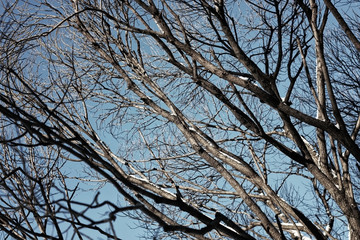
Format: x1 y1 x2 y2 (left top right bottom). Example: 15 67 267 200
219 151 241 163
129 175 176 197
239 76 249 81
281 222 304 227
331 169 338 179
325 224 331 232
189 126 195 131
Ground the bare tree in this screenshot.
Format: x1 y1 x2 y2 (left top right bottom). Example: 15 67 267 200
1 0 360 239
